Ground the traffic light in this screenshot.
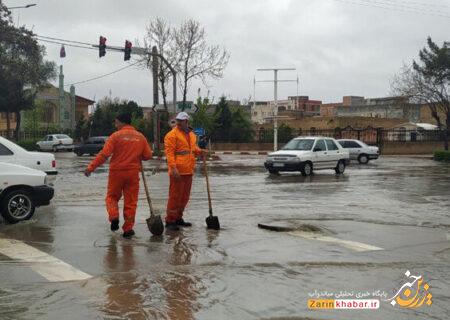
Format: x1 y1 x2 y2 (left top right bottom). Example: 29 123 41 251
124 40 132 61
60 45 66 58
99 36 106 57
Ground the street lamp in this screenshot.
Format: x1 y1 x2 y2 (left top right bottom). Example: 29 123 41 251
6 4 37 9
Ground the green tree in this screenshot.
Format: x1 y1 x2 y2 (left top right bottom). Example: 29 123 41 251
0 4 56 139
392 37 450 150
229 107 254 142
88 97 150 138
212 96 232 142
278 123 294 143
191 96 216 135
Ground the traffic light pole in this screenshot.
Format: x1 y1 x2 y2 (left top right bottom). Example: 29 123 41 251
92 44 177 115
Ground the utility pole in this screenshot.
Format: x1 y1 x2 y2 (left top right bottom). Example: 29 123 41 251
256 68 296 151
152 46 160 153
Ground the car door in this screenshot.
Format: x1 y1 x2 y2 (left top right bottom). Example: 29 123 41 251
347 140 363 160
312 139 327 169
39 135 50 150
95 138 106 153
325 139 340 167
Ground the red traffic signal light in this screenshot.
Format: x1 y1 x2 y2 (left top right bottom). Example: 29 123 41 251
124 40 132 61
99 36 107 58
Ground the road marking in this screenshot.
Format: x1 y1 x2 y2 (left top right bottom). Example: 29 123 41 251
0 237 92 282
288 231 384 252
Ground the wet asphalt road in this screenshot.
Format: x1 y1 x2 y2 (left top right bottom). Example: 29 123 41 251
0 153 449 320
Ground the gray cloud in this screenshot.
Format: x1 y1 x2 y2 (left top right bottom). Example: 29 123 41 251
6 0 450 105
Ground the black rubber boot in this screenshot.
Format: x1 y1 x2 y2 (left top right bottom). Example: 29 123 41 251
165 222 180 231
110 219 119 231
122 230 135 239
176 219 192 227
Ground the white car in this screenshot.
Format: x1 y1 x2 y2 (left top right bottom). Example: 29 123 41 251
36 134 74 152
0 136 57 175
337 139 379 164
0 162 54 223
264 136 350 176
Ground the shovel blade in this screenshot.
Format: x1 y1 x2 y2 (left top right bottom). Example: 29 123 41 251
206 215 220 230
146 215 164 236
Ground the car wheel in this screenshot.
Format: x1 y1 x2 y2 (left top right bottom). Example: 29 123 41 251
358 154 369 164
75 151 83 157
301 162 313 176
89 153 95 156
335 160 346 174
268 169 279 175
0 189 36 223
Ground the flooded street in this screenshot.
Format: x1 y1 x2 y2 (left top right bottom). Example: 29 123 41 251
1 154 449 319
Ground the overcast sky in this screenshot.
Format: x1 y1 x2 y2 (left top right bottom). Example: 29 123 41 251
5 0 450 106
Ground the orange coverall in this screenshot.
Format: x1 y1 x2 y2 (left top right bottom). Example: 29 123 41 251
87 125 152 232
164 127 202 224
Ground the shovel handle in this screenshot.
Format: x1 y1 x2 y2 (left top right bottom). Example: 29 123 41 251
203 155 213 217
140 164 155 217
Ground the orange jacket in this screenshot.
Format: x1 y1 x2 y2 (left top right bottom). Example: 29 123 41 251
164 127 202 175
87 125 152 172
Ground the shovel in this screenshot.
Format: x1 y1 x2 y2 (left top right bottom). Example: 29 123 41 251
203 154 220 230
140 164 164 236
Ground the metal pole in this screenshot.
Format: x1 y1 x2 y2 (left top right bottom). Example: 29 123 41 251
274 70 278 151
173 73 177 114
253 75 256 120
152 46 160 153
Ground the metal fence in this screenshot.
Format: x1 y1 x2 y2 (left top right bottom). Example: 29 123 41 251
257 127 448 145
0 129 74 142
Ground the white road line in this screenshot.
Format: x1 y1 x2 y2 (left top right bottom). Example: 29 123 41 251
0 237 92 282
288 231 384 252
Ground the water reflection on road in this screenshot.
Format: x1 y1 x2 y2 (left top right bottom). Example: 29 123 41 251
0 153 449 319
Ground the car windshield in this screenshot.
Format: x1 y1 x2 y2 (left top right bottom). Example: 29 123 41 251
282 139 314 151
56 135 70 139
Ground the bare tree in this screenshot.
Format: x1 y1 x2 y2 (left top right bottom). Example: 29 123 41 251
141 18 178 111
392 63 449 149
174 19 230 107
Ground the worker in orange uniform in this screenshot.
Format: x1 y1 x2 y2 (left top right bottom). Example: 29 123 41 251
84 113 153 238
164 112 207 231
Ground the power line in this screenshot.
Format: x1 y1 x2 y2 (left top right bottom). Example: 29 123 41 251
381 0 450 9
333 0 450 19
64 61 141 87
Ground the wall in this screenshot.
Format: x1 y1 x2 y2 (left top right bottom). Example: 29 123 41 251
380 141 444 155
337 104 421 123
258 116 407 130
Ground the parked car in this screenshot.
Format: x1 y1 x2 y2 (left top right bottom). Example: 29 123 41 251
0 162 54 223
337 139 379 164
0 136 57 175
36 134 74 152
264 136 350 176
74 136 108 156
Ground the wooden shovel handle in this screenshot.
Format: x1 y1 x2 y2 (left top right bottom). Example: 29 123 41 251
140 164 155 217
203 155 213 216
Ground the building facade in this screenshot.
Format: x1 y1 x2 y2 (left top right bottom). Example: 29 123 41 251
251 96 322 124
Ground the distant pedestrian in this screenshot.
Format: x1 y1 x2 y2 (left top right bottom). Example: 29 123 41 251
198 135 208 149
84 113 153 238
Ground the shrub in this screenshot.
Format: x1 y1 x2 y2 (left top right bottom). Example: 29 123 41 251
17 139 40 151
434 150 450 162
